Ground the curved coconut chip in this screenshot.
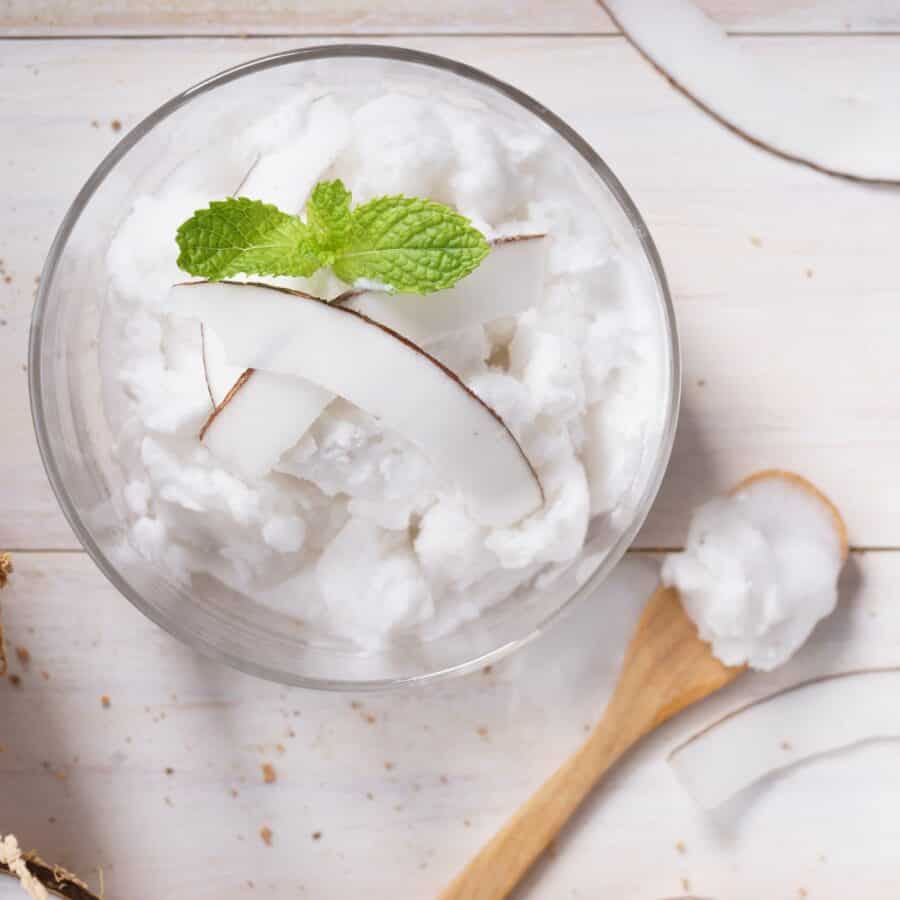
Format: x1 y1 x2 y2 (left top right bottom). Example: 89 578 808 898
177 280 544 527
190 233 548 487
603 0 900 184
669 668 900 809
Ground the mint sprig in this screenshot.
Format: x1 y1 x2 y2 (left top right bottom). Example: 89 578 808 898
175 179 490 294
175 197 321 281
332 195 490 294
306 179 352 261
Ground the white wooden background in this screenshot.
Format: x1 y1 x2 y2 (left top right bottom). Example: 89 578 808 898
2 3 900 898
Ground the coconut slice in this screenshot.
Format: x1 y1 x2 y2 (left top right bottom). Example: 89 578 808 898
191 234 546 483
199 323 332 479
669 668 900 809
199 323 246 407
343 234 547 344
603 0 900 184
199 368 333 482
173 281 543 527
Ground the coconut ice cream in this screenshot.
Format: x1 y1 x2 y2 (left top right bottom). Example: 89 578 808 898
662 472 848 671
102 83 670 650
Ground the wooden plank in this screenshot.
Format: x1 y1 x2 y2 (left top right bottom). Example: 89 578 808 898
1 0 900 36
0 549 897 898
2 35 899 549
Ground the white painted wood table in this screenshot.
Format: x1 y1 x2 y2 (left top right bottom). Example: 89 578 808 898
2 3 900 897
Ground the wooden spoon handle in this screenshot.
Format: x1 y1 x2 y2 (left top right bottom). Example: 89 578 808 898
437 701 638 900
438 587 739 900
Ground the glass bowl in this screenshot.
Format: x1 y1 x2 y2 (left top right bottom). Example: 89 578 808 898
29 45 679 689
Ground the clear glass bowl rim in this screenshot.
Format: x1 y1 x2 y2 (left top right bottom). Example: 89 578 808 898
29 43 681 690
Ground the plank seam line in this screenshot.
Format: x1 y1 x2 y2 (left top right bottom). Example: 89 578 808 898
1 30 899 41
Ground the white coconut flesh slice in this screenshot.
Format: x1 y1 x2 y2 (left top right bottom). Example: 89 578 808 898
193 234 547 481
199 325 334 480
669 668 900 810
173 281 544 527
199 367 333 481
199 323 246 407
343 234 547 345
603 0 900 184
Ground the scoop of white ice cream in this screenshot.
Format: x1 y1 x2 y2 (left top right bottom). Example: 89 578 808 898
662 474 846 671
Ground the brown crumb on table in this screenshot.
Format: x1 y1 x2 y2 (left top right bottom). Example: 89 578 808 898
3 275 11 284
259 826 273 847
0 556 13 587
90 120 99 128
384 761 394 771
463 819 471 828
101 695 111 708
482 665 493 675
476 726 489 739
675 840 687 854
311 831 322 841
439 775 448 785
750 235 762 247
8 674 21 688
805 267 814 279
164 766 174 775
40 670 49 680
164 796 174 808
798 889 808 898
15 646 30 666
781 740 793 751
366 792 374 800
350 700 362 710
111 119 122 132
681 877 691 892
364 713 376 724
48 817 56 824
231 787 239 798
697 378 706 388
261 763 276 784
275 743 285 754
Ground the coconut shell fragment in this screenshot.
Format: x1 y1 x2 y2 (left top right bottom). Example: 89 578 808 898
603 0 900 184
0 835 101 900
0 553 11 676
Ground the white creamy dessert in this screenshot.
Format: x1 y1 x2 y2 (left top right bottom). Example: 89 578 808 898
662 472 847 670
102 84 669 649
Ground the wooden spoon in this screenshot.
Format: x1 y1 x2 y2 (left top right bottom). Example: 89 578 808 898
438 470 848 900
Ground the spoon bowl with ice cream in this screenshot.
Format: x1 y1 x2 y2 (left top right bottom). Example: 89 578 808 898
439 469 848 900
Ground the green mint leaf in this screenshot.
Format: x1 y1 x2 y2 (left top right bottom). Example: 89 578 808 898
306 179 353 260
331 195 490 294
176 197 322 281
